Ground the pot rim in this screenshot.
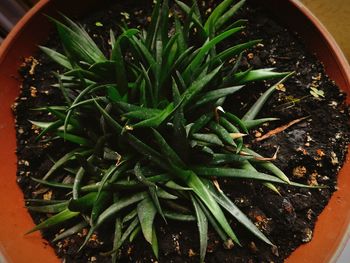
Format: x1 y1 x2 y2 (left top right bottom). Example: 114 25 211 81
0 0 49 63
0 1 350 262
278 1 350 260
289 0 350 93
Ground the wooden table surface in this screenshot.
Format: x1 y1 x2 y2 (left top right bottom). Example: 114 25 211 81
300 0 350 61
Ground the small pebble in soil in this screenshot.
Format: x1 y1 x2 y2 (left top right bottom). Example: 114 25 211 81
301 228 313 243
307 172 319 186
292 166 307 178
248 242 258 253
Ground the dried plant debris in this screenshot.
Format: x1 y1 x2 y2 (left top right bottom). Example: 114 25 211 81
13 0 350 262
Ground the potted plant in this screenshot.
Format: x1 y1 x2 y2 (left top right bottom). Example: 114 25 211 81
0 0 349 262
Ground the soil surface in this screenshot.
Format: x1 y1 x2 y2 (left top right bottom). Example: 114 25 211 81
13 0 350 262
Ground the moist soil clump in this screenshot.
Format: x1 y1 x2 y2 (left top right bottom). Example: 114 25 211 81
13 1 350 262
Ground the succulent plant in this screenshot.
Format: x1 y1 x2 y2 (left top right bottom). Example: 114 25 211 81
26 0 320 261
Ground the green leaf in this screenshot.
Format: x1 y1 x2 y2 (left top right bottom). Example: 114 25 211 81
131 103 174 129
194 195 229 242
80 192 148 250
26 208 79 234
234 68 290 85
224 112 249 134
94 100 123 134
175 0 206 39
68 192 97 212
27 201 68 213
25 199 67 205
46 106 79 127
264 182 281 195
29 120 58 130
171 166 240 245
192 133 224 146
242 148 291 183
191 85 244 109
213 39 261 64
191 195 208 263
56 131 92 146
111 29 139 94
122 209 138 224
64 83 99 134
208 121 236 147
216 0 246 30
204 0 235 33
96 165 119 201
42 149 93 181
30 177 73 189
132 36 157 73
111 215 122 262
193 166 319 188
129 225 141 242
210 153 254 165
137 197 157 244
162 34 179 78
145 0 162 49
165 180 192 191
171 78 189 160
243 118 279 130
91 191 112 225
160 46 194 87
219 117 243 152
52 221 88 242
182 65 222 107
174 15 187 54
64 68 100 81
116 101 161 116
50 16 106 64
183 27 243 80
39 46 72 69
88 61 117 81
72 165 85 200
152 226 159 259
242 73 293 121
34 120 64 142
189 112 213 136
204 180 273 245
152 128 185 168
163 210 196 221
118 217 139 250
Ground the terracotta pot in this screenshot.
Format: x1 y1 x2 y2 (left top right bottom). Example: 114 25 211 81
0 0 349 262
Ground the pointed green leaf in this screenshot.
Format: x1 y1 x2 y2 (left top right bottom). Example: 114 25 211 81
242 73 293 121
68 192 97 212
137 197 157 244
216 0 246 30
52 221 88 242
27 201 68 214
183 27 243 79
39 46 72 69
182 65 222 107
191 195 208 263
191 85 244 109
26 208 79 234
235 68 290 85
204 180 273 246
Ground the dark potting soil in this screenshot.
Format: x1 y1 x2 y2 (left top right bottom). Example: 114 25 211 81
13 0 350 262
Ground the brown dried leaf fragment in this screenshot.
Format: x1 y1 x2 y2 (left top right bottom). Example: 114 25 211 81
255 116 309 142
